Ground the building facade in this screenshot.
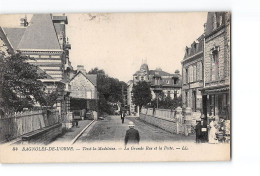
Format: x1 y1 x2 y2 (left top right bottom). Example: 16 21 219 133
181 35 204 112
69 65 98 111
200 12 231 121
1 14 72 121
133 63 182 99
70 65 97 100
128 62 182 115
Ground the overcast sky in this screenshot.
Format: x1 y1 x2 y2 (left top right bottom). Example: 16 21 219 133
0 12 207 82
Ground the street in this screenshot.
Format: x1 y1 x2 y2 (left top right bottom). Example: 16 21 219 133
76 116 195 144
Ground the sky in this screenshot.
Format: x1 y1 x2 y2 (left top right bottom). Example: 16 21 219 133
0 12 207 82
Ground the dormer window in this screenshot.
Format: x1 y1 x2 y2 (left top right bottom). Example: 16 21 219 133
174 78 178 85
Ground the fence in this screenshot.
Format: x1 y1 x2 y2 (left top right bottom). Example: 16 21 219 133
0 109 59 143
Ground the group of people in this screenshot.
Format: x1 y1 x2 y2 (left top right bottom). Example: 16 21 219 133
195 117 227 144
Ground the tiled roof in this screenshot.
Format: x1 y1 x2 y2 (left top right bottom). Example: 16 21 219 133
2 27 25 50
18 14 61 50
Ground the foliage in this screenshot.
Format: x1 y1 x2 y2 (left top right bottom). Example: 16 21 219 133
88 67 127 115
132 81 152 109
149 95 182 110
0 53 58 112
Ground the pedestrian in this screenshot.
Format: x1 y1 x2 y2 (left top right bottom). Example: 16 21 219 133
124 121 140 146
217 118 225 142
208 118 218 144
195 120 202 143
121 110 125 124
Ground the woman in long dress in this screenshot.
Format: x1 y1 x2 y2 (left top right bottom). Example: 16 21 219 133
208 120 218 144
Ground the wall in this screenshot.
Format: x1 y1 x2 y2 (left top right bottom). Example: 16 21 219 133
0 109 60 143
70 73 97 99
140 108 184 134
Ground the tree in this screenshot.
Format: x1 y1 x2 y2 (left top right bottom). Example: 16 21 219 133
0 53 48 112
88 67 127 115
132 81 152 110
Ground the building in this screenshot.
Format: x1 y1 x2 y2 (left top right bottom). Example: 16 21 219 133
181 35 204 112
133 63 182 99
127 62 182 115
69 65 98 111
200 12 231 121
0 14 72 121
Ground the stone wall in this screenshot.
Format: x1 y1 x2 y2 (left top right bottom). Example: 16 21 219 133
140 113 178 134
140 108 186 134
70 73 97 99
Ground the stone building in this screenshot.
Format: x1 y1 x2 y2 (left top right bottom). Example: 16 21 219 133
181 35 204 112
200 12 231 121
0 14 72 121
69 65 98 111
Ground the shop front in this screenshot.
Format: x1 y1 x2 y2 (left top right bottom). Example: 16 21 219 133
200 85 231 143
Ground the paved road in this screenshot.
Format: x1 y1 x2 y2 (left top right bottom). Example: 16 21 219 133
76 116 195 144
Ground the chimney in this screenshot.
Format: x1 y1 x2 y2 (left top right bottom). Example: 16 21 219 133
77 65 86 75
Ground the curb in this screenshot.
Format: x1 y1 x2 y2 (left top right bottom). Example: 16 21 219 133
70 120 95 145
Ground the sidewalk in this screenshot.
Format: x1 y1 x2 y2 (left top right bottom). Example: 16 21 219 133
51 120 93 144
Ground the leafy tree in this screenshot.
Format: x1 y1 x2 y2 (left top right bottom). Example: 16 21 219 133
0 53 49 112
88 67 127 115
132 81 152 110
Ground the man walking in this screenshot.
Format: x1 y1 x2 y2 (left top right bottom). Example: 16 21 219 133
124 121 140 145
121 110 125 124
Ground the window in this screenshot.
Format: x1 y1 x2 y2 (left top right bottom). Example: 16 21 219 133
174 91 177 99
141 76 144 81
86 91 92 99
211 50 220 81
185 92 188 107
190 66 193 82
173 78 177 85
193 65 197 82
185 68 188 83
167 91 171 97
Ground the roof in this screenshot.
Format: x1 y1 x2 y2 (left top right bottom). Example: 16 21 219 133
18 14 61 50
205 12 227 37
2 27 25 50
149 70 179 78
70 71 97 87
183 34 204 59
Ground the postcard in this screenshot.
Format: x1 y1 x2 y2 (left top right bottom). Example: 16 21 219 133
0 12 231 163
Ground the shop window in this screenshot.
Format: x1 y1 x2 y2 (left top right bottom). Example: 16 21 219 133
174 91 177 99
209 95 215 116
